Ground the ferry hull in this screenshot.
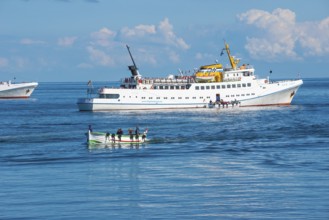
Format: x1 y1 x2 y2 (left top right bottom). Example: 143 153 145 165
77 79 302 111
240 80 302 107
0 82 38 99
78 98 206 111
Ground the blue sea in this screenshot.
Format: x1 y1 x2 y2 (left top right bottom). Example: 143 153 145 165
1 78 328 219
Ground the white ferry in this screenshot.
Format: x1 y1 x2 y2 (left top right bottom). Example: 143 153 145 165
77 43 303 111
0 81 38 99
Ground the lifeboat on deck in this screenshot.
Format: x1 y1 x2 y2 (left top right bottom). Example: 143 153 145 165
195 64 223 83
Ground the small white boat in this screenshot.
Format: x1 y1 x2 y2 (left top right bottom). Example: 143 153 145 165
0 81 38 99
208 100 240 108
87 128 148 145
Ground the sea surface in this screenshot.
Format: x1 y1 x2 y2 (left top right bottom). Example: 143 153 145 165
0 78 328 219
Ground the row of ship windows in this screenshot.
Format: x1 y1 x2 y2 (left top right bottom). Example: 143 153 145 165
154 85 190 90
195 83 252 90
140 93 255 99
152 83 252 90
99 93 256 99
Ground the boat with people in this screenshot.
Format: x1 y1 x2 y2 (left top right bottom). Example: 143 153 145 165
0 80 38 99
208 99 240 109
87 126 149 145
77 42 303 111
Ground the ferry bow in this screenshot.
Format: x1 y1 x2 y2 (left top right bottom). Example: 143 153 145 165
0 81 38 99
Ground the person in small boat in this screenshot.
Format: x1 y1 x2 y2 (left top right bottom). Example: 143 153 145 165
88 125 93 132
133 126 139 140
135 126 140 140
220 99 229 108
106 132 110 141
117 128 123 141
128 128 134 140
111 133 115 143
231 99 239 106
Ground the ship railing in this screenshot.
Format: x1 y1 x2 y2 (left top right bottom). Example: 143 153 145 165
120 76 196 85
138 78 192 84
223 77 243 82
122 78 138 84
272 79 301 84
87 88 98 94
85 87 98 98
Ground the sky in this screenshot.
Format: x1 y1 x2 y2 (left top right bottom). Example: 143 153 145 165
0 0 328 82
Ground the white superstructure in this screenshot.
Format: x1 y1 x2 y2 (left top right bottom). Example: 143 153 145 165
77 43 303 111
0 81 38 99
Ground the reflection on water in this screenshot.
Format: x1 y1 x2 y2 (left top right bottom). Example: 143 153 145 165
0 79 328 219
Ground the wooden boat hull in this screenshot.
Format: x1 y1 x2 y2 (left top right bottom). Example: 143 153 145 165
87 130 148 145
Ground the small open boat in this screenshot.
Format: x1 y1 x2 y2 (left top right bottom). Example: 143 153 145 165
87 128 148 145
208 99 240 108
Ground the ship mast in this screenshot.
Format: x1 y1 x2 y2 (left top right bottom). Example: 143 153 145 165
126 45 140 78
225 42 240 70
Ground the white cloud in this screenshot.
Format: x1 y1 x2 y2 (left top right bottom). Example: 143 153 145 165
238 8 329 60
77 63 93 68
91 27 116 47
239 8 296 29
0 57 9 67
167 50 180 63
297 17 329 56
121 24 156 37
195 52 214 60
86 46 114 66
238 8 298 60
20 38 46 45
58 36 77 47
85 18 190 67
12 57 30 68
120 18 190 50
158 18 190 50
135 48 158 65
